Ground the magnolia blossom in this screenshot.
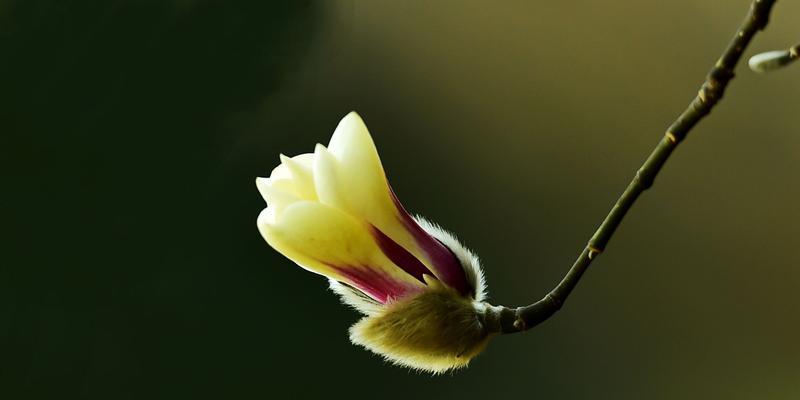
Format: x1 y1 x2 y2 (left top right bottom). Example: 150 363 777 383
256 112 493 373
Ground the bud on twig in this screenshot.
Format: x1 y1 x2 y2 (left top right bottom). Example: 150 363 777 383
748 45 799 73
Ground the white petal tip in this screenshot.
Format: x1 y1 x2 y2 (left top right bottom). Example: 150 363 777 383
255 177 271 192
343 110 362 121
255 178 299 213
255 177 274 204
257 207 276 229
336 112 366 132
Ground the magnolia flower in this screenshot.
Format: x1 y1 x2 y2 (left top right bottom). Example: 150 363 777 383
256 112 496 373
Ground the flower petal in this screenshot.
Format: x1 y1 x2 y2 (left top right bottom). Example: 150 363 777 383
257 200 425 303
312 143 346 208
320 112 472 295
389 189 471 295
255 177 300 220
264 153 317 202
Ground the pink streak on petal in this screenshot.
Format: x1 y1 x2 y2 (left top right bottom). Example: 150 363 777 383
329 263 422 304
369 224 434 285
389 186 471 295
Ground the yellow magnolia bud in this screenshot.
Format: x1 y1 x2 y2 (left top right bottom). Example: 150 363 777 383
256 112 492 373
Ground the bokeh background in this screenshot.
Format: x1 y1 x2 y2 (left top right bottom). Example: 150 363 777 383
3 1 799 398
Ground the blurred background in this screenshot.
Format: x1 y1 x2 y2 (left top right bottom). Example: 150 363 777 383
2 0 799 398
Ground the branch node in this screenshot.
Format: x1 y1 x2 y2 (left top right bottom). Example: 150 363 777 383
635 168 653 190
512 310 527 331
588 246 603 259
752 0 771 30
698 88 708 104
708 67 734 83
665 132 677 144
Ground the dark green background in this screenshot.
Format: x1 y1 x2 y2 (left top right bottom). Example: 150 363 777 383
3 1 799 398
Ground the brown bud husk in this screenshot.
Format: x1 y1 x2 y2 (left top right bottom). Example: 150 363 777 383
349 279 494 374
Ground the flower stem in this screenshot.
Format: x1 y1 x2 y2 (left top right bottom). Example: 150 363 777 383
490 0 779 335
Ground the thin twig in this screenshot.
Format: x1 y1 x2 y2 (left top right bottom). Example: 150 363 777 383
487 0 778 334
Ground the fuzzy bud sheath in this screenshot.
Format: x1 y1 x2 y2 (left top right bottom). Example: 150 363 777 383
257 112 496 373
349 277 493 373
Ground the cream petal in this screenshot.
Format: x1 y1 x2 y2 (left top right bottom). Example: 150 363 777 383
284 151 311 167
279 153 313 182
322 113 410 256
255 177 300 218
328 112 385 179
263 154 317 201
257 200 425 303
312 143 347 208
321 112 472 295
269 162 291 180
270 152 314 179
326 113 393 219
269 178 307 201
291 153 315 169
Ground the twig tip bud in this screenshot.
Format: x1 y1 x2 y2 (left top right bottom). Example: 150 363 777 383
748 50 797 73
